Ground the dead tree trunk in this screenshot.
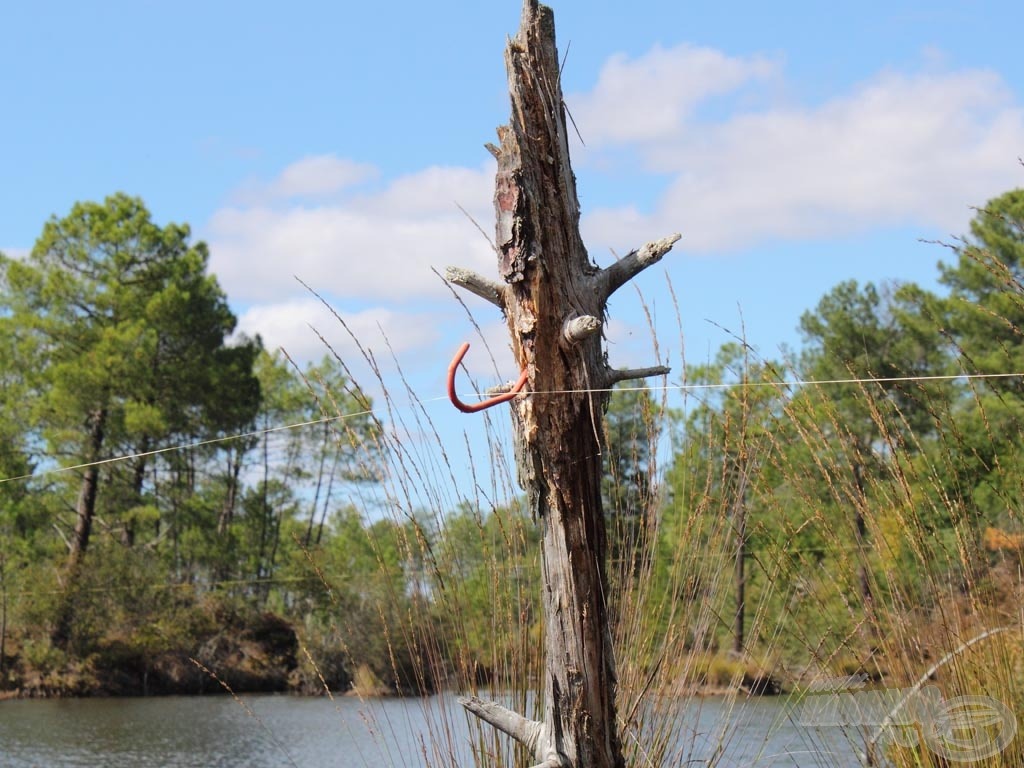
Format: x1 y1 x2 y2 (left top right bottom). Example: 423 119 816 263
448 3 679 766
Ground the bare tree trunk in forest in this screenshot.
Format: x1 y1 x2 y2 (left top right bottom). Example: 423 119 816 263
54 406 107 648
211 447 245 583
217 447 243 537
315 451 339 546
733 494 747 655
305 421 330 548
257 420 271 586
122 436 150 547
449 3 679 765
68 407 107 570
0 553 8 676
151 461 160 540
852 459 873 609
731 405 751 657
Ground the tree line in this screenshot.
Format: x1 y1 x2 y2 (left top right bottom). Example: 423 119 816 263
654 188 1024 687
0 195 389 694
1 189 1023 700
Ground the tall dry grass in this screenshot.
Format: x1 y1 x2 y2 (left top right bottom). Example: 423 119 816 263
294 269 1022 767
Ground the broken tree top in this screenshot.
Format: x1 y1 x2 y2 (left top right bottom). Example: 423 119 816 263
446 0 680 398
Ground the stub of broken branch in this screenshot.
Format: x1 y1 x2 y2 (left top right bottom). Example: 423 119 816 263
604 364 671 388
459 695 542 750
597 233 681 301
459 695 562 767
445 266 508 309
562 314 602 345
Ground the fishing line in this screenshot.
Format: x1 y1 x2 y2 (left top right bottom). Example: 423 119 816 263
520 369 1024 396
0 409 374 485
0 369 1019 485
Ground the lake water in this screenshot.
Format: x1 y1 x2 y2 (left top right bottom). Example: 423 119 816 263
0 693 874 767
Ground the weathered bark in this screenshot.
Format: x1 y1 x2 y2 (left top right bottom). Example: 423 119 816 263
450 3 679 766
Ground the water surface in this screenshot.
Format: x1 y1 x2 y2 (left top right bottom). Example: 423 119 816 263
0 693 870 767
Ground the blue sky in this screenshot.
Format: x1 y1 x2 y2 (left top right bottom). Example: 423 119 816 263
3 1 1024 463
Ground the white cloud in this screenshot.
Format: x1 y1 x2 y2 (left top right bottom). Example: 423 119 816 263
235 297 441 366
577 66 1024 253
356 165 494 217
207 159 496 304
230 154 378 205
210 48 1024 369
568 43 779 146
